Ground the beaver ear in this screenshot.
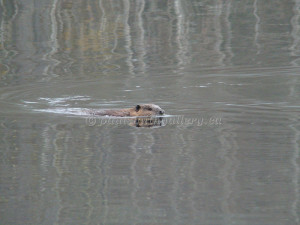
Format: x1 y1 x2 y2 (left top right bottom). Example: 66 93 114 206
135 105 141 112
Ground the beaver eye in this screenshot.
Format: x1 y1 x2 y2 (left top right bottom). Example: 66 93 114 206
148 108 152 111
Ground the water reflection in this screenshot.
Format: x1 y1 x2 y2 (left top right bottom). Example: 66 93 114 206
1 0 300 83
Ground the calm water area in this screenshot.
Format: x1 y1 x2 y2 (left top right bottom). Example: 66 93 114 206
0 1 300 224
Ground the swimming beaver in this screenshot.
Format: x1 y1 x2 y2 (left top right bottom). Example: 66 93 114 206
91 104 165 117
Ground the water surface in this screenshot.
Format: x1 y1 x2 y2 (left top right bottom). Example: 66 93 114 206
0 1 300 224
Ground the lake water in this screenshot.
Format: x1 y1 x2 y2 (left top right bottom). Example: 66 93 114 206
0 1 300 224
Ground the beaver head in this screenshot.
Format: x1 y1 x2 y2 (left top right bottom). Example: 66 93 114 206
129 104 165 117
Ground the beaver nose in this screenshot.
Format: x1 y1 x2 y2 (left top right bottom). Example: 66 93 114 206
159 110 164 115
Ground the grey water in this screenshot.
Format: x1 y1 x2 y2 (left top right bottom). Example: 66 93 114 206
0 1 300 224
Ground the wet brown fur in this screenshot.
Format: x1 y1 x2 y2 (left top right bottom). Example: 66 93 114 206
92 104 164 117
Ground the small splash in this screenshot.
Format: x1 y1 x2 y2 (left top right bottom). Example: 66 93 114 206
22 101 38 104
34 107 87 116
38 96 90 106
22 96 92 116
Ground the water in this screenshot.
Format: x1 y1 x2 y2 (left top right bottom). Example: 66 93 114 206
0 1 300 224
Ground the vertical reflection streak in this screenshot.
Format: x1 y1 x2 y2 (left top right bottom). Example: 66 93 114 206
136 0 146 74
289 3 300 219
130 132 141 223
111 14 120 55
42 0 59 80
82 133 93 224
174 0 190 71
213 1 225 67
223 0 234 66
290 119 300 225
0 0 9 74
217 122 240 224
99 0 108 62
123 0 134 75
290 0 300 66
0 0 8 57
145 132 157 223
98 129 111 225
253 0 261 55
0 0 18 76
45 126 62 225
170 131 182 222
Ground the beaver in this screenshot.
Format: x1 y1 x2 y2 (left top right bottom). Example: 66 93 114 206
90 104 165 117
